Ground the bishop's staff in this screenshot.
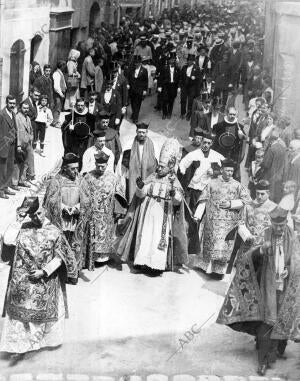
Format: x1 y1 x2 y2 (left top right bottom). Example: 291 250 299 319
169 170 176 272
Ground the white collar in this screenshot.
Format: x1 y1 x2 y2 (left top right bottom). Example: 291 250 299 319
224 116 238 124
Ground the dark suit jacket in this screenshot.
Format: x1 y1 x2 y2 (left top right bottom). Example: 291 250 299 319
0 108 17 158
114 73 129 107
200 112 224 132
99 90 122 120
127 66 148 96
22 97 37 122
159 65 181 99
180 64 201 90
196 55 211 78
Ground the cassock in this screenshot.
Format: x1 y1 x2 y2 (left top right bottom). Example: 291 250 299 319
128 136 157 203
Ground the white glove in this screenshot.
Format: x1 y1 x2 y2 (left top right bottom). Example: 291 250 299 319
177 87 181 93
115 118 120 125
69 124 74 131
121 106 126 114
157 87 162 92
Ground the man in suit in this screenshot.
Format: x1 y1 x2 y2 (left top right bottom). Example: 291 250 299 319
98 76 122 130
127 55 148 124
111 61 129 123
228 41 242 89
196 45 211 89
33 64 54 109
23 87 40 157
199 97 224 133
180 54 201 121
158 52 180 119
13 102 35 188
81 48 96 99
0 95 17 199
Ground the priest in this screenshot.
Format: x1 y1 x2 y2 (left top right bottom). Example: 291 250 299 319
128 123 157 203
0 197 77 359
194 158 251 278
217 207 300 376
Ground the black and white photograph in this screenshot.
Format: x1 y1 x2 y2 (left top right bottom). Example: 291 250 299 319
0 0 299 380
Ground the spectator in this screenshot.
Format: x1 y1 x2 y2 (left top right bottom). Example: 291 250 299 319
34 94 53 156
53 60 67 128
14 101 35 188
81 48 96 99
65 49 81 111
33 64 54 109
0 95 17 198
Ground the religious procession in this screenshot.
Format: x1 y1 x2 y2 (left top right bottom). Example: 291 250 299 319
0 0 299 378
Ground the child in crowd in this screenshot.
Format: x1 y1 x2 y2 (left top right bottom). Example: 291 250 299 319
34 94 53 157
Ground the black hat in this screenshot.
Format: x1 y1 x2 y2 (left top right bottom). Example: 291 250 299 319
221 158 236 168
94 151 109 163
136 122 149 130
93 129 106 138
256 180 270 191
62 153 80 166
169 51 177 59
194 128 203 137
98 110 111 120
17 196 40 216
270 207 288 224
110 61 119 72
197 44 208 53
133 55 142 63
202 131 215 141
187 54 196 61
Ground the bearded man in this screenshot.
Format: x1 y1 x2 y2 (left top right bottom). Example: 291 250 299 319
217 207 300 376
128 123 157 203
194 158 251 278
43 153 81 247
116 139 197 276
0 197 77 359
74 151 126 271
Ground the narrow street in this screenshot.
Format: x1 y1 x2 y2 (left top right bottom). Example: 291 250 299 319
0 94 299 379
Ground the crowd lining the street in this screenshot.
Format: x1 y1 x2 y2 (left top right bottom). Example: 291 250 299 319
0 0 300 377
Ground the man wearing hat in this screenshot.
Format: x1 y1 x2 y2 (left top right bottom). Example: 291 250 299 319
198 97 224 134
98 75 122 130
218 206 300 376
127 55 148 124
228 41 242 89
194 158 251 277
196 45 211 83
181 36 197 66
0 197 77 357
179 130 224 213
179 53 201 121
81 128 114 175
134 35 152 60
128 123 157 203
157 51 180 119
110 61 129 122
61 98 94 170
75 151 126 270
210 34 227 70
43 153 81 249
95 111 122 165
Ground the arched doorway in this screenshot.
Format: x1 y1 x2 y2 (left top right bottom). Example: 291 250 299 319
89 2 101 35
30 34 42 64
9 40 25 103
